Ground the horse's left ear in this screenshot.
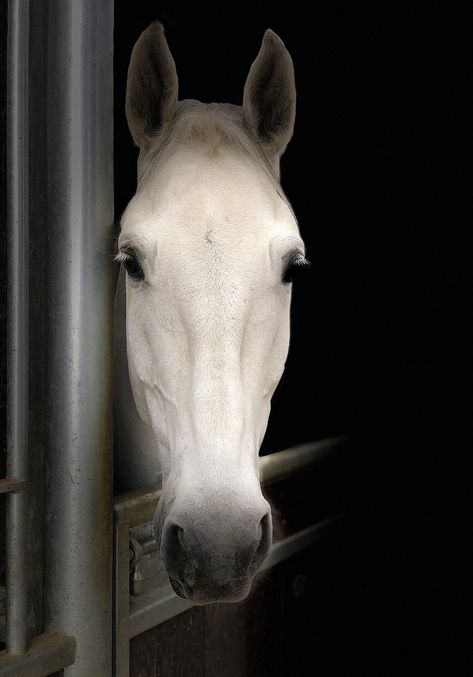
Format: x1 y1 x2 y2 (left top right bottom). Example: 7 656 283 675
243 29 296 158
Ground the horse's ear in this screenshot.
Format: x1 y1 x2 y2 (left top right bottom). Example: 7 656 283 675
243 29 296 158
126 21 178 148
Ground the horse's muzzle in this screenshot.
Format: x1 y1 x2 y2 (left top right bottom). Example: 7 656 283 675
160 508 272 603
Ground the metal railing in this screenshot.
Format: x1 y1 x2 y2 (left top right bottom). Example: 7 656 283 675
1 4 76 674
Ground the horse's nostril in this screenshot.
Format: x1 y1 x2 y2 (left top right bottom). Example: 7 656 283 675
163 522 187 558
177 526 186 549
162 520 197 591
253 510 272 562
258 516 264 539
169 576 189 599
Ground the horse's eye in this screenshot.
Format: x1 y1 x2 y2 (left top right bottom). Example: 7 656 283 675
282 253 310 284
121 249 144 281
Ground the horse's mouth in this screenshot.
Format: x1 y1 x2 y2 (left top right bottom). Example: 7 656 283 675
169 574 254 604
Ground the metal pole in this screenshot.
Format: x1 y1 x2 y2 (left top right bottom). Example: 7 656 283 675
43 2 114 675
6 0 30 655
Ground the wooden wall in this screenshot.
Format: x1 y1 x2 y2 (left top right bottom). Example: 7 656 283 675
129 522 359 677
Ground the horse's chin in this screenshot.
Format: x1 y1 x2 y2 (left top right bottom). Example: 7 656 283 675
168 575 252 604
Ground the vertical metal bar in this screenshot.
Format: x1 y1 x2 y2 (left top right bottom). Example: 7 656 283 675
6 0 29 656
43 2 114 676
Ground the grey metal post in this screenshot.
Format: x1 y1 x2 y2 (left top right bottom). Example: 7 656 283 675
43 2 114 675
6 0 30 656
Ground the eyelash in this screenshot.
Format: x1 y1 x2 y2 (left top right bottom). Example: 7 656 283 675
282 254 310 284
116 248 145 281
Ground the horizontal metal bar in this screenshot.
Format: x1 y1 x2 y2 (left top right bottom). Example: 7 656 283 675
114 486 162 528
128 517 340 637
259 436 348 484
0 479 27 495
113 437 348 526
0 633 76 675
261 516 338 570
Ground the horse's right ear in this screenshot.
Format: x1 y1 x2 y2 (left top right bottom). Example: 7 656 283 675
243 30 296 158
126 21 178 148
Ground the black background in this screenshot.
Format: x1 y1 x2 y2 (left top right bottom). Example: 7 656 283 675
114 3 466 673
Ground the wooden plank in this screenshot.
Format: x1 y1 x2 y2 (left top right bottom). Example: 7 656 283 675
204 602 247 677
129 628 156 677
155 606 205 677
246 569 283 677
280 550 317 677
280 528 353 676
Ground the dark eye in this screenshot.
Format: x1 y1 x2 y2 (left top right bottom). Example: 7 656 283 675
120 248 144 281
282 252 310 284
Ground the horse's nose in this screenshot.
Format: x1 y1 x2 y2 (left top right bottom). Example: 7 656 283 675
161 506 272 602
161 522 197 598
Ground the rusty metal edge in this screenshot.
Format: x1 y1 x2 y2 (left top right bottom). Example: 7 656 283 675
0 479 26 495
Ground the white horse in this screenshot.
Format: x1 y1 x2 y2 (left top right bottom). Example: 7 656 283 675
114 22 307 603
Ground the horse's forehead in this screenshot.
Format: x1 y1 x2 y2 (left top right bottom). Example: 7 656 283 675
127 153 294 243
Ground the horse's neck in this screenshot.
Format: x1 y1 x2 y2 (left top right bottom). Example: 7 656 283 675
113 266 162 492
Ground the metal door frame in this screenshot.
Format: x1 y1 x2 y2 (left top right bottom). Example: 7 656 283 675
1 2 114 675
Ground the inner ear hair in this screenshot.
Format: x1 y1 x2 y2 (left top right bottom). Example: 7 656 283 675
126 21 178 148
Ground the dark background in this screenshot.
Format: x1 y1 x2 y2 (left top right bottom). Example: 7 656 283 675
114 2 462 454
114 2 467 674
